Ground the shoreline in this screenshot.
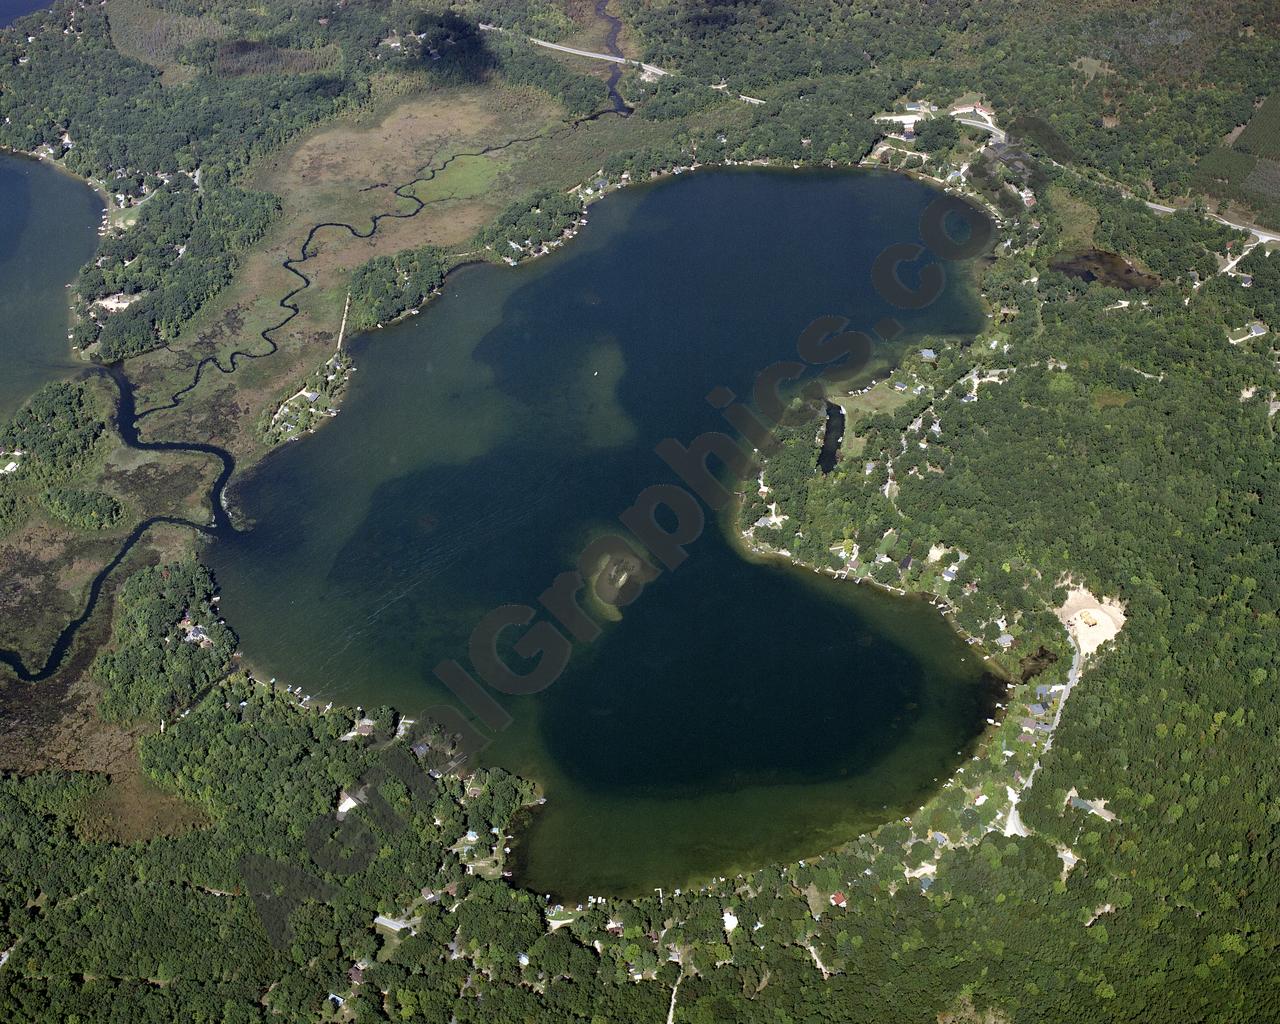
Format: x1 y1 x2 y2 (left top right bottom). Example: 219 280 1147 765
8 137 1088 902
0 145 109 370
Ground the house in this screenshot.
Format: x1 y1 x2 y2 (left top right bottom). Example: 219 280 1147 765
900 556 912 571
941 567 957 582
183 623 211 646
996 633 1014 649
1249 322 1267 336
1240 275 1253 288
920 348 937 362
829 891 847 908
348 966 364 985
893 381 908 392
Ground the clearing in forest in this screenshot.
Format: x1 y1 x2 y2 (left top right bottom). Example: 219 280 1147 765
1056 585 1126 659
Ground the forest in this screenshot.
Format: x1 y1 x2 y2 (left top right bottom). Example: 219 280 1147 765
0 379 114 538
91 559 237 722
3 0 1280 1021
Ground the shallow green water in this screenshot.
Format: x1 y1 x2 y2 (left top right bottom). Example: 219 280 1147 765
209 168 1000 896
0 152 102 418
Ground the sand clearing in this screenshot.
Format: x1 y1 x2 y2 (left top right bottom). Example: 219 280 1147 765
1056 585 1126 659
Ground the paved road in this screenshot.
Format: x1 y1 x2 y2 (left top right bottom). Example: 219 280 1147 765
479 23 668 77
953 116 1007 144
1143 200 1280 244
529 36 669 77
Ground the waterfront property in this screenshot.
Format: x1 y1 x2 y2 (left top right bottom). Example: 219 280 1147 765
209 168 998 896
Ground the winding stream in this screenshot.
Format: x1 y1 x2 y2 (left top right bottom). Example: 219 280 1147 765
1 80 635 681
0 68 1001 897
594 0 633 115
207 168 1000 894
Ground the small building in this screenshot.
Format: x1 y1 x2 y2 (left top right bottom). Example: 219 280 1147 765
829 891 847 908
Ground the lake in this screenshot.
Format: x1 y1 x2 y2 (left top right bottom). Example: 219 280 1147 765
0 152 103 418
208 168 1001 896
0 0 52 28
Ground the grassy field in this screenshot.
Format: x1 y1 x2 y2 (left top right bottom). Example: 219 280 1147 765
124 73 702 465
834 380 915 419
832 380 915 456
1046 184 1097 252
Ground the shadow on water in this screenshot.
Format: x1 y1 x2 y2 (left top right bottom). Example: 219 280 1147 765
197 168 1003 895
0 80 634 683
